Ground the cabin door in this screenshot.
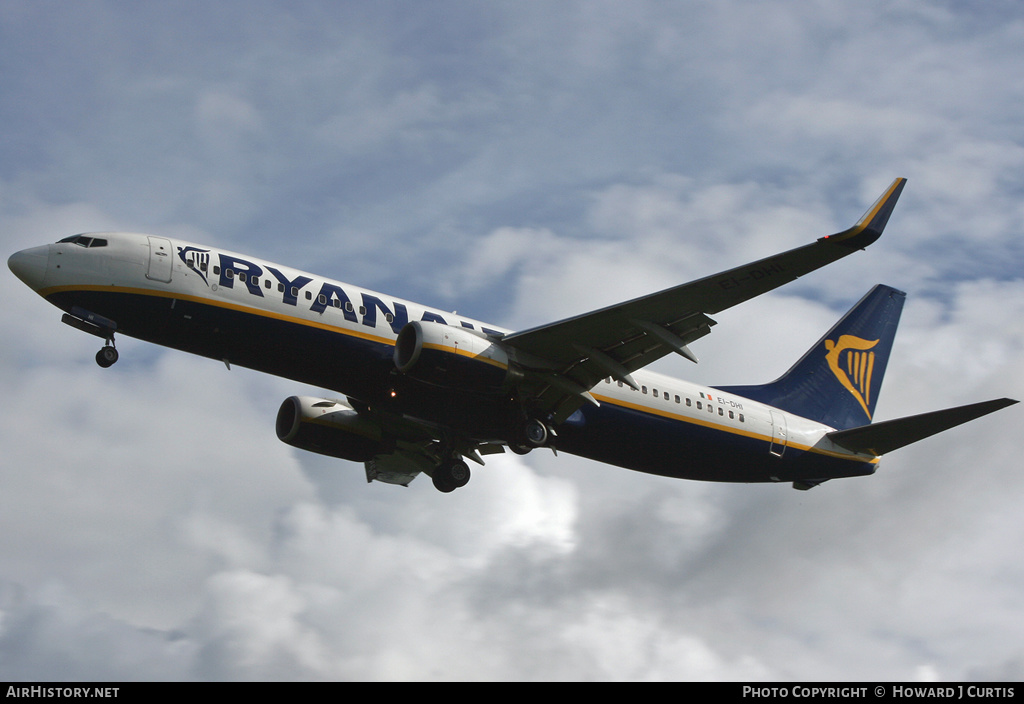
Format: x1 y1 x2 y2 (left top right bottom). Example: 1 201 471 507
769 410 787 457
146 236 173 283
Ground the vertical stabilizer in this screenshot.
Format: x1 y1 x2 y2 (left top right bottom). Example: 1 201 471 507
716 285 905 430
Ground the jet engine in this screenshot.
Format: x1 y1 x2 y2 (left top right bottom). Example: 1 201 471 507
276 396 388 462
393 320 510 391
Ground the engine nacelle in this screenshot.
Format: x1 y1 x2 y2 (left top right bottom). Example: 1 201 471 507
393 320 510 391
276 396 387 462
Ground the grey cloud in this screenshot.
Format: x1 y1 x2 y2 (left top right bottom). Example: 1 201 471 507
2 0 1022 681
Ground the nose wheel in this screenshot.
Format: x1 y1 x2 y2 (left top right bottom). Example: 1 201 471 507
61 308 120 368
96 341 119 368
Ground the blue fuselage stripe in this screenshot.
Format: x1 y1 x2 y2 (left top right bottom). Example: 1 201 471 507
47 287 875 484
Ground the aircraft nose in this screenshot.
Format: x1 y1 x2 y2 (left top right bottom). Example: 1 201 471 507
8 245 50 291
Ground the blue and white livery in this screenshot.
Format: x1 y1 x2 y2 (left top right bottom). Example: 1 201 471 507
8 179 1016 492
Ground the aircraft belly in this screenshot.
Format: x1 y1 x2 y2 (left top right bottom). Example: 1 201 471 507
47 286 876 480
44 287 514 438
555 402 876 484
388 377 513 438
45 288 395 399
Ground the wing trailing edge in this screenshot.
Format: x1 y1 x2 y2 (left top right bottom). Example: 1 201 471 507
826 398 1018 456
502 178 907 422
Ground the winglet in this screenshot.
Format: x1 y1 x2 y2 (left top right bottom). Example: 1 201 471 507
819 177 907 249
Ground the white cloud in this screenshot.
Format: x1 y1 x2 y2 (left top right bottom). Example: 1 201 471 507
192 570 332 680
195 92 264 137
2 0 1022 682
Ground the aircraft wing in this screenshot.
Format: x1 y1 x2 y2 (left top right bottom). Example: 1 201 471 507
500 178 907 420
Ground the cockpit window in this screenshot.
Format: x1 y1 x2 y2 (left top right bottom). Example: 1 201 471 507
57 235 108 248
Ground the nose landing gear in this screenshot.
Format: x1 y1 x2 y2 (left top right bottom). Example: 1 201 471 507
95 341 119 368
61 307 120 368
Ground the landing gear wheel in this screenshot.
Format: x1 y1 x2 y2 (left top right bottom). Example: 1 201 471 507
96 345 119 368
449 460 471 488
432 473 456 493
524 418 549 447
432 459 471 493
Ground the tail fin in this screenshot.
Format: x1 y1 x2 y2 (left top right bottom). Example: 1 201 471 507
716 284 906 430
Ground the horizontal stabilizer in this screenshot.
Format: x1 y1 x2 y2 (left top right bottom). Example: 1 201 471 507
826 398 1018 456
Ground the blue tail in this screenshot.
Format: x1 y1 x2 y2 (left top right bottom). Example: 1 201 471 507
716 285 906 430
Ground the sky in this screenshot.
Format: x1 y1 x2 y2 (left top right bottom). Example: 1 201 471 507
2 0 1023 682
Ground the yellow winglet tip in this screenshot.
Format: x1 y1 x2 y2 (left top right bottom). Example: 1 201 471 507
821 177 907 246
855 177 907 227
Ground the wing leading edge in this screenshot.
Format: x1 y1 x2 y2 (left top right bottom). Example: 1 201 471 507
500 178 907 420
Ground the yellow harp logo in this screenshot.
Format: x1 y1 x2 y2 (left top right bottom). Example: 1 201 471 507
824 335 880 420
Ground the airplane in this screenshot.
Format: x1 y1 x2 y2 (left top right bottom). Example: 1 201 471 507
7 177 1017 492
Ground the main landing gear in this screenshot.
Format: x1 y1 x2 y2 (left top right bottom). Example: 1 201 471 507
431 457 471 493
509 417 554 455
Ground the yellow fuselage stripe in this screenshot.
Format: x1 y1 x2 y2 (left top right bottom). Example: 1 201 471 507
48 283 875 465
